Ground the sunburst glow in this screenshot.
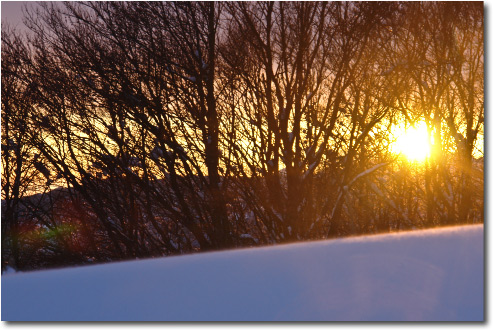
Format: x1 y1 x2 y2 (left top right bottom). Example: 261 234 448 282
391 121 431 161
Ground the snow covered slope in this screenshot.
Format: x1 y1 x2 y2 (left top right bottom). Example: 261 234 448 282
1 225 483 321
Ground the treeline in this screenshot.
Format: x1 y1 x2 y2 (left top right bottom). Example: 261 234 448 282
1 2 483 271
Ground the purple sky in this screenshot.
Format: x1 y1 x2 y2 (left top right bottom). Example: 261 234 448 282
1 1 27 27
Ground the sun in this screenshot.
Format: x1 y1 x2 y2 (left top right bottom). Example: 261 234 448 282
391 121 431 162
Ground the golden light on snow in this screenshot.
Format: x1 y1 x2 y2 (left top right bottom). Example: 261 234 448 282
391 121 431 162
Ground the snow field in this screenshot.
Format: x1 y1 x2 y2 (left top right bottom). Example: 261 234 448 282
1 225 483 321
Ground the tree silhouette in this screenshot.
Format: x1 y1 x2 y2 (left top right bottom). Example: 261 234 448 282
1 1 483 271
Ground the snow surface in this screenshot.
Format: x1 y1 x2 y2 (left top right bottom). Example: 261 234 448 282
1 225 483 321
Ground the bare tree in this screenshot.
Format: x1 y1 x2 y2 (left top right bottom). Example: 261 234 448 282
383 2 484 226
1 27 47 270
1 1 482 271
220 2 400 240
18 1 240 259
